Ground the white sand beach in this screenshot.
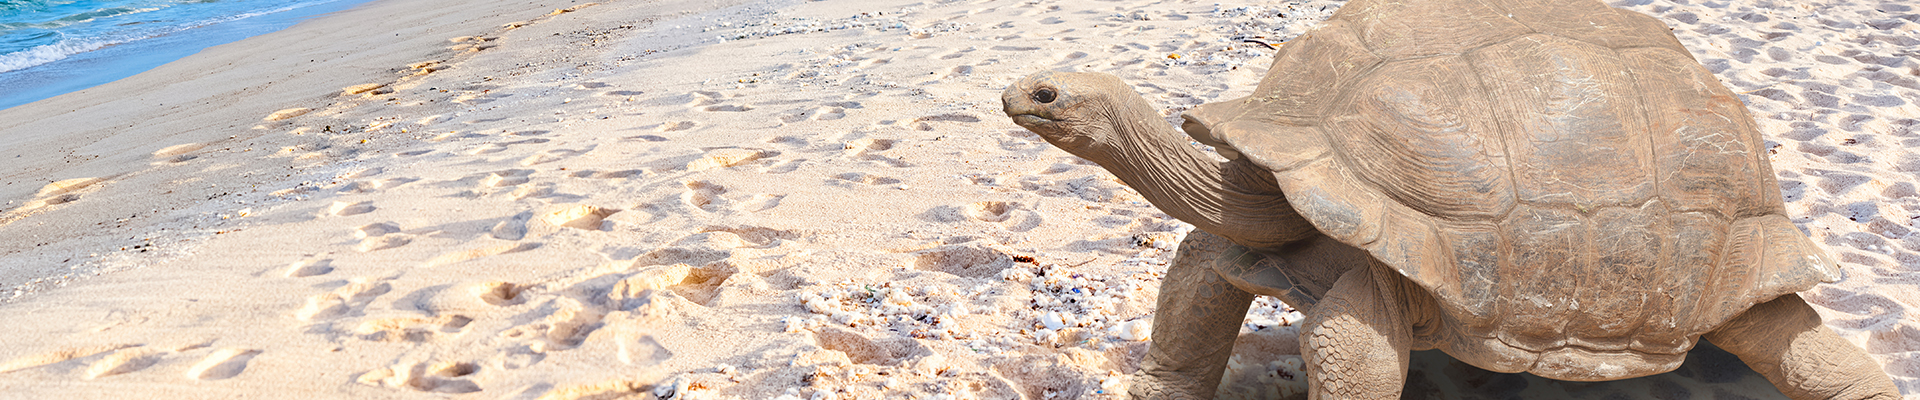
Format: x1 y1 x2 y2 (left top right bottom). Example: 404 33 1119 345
0 0 1914 398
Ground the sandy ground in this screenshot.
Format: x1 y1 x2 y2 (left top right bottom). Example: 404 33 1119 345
0 0 1914 398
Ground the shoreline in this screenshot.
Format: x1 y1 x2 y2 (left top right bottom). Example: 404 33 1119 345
0 0 615 294
0 0 380 112
0 0 1913 398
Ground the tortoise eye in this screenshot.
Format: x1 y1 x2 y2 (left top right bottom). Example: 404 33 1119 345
1033 88 1057 104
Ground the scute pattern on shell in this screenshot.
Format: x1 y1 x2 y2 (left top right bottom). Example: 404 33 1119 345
1181 0 1841 381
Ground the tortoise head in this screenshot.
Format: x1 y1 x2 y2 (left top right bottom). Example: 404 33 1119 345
1002 71 1144 156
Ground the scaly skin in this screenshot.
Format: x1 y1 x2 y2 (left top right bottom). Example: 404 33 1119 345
1132 230 1255 400
1300 261 1415 400
1706 294 1903 400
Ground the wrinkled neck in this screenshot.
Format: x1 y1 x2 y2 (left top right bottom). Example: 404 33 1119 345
1091 100 1312 248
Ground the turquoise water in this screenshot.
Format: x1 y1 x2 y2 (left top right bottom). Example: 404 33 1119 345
0 0 370 111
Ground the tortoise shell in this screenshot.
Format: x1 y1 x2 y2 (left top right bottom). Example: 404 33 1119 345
1182 0 1841 380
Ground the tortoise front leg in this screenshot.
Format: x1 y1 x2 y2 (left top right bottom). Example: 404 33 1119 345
1301 259 1413 400
1132 230 1256 400
1703 294 1901 400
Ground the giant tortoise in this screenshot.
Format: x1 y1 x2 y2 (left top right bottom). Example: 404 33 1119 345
999 0 1902 398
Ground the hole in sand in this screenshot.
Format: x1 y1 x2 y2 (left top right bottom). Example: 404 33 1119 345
475 282 527 306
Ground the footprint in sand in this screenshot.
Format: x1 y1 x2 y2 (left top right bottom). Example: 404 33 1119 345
812 326 935 365
567 169 645 179
296 278 393 321
152 143 208 164
474 281 530 306
685 148 770 171
1017 174 1145 203
945 65 974 78
745 194 786 212
356 222 401 238
840 138 911 168
681 90 724 107
185 348 261 380
998 129 1048 151
602 262 737 308
506 183 557 201
1053 51 1090 66
931 46 975 60
520 147 590 166
358 361 482 394
351 315 474 342
541 205 619 231
0 344 137 374
263 107 310 121
421 242 543 268
342 83 390 97
349 168 388 184
841 138 894 156
479 169 536 188
339 177 419 194
326 201 375 217
468 138 551 155
84 347 165 379
911 112 984 132
926 201 1044 232
760 159 810 174
779 106 850 123
696 226 800 248
653 121 696 132
617 333 674 367
830 172 903 187
355 223 411 252
764 135 816 151
962 201 1017 222
682 181 731 212
285 258 336 278
1037 162 1085 175
12 177 109 212
490 211 532 240
498 297 603 349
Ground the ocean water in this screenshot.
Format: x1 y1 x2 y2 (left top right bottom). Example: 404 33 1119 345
0 0 370 111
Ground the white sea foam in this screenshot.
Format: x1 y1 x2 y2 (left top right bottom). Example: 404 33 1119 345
0 1 334 74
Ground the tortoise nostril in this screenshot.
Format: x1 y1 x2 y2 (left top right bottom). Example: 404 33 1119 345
1034 89 1057 104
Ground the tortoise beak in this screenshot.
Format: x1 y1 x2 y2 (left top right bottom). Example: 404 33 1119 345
1003 72 1059 128
1009 114 1053 126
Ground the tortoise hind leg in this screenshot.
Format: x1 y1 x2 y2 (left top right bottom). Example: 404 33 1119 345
1703 294 1900 400
1301 259 1414 400
1132 230 1256 399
